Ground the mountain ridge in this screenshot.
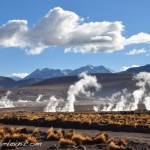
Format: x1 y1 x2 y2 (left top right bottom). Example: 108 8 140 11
122 64 150 75
25 65 114 80
0 64 149 88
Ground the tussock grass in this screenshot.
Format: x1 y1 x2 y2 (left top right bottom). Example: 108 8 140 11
0 111 140 149
0 125 128 149
3 133 37 143
33 127 39 135
64 130 75 139
0 125 37 149
46 127 61 141
108 141 126 150
93 133 108 144
72 134 93 145
0 112 149 130
59 138 76 147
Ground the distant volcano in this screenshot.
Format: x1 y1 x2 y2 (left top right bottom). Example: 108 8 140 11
25 65 114 79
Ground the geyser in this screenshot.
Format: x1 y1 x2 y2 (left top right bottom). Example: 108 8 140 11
44 73 101 112
0 91 14 108
62 73 101 112
36 94 43 102
44 96 62 112
93 72 150 111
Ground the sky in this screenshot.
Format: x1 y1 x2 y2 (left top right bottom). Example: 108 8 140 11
0 0 150 78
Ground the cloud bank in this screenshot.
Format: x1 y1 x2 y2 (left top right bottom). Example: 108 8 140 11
126 48 147 55
0 7 150 54
12 73 29 78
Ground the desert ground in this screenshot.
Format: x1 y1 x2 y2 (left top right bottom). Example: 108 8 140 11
0 111 149 150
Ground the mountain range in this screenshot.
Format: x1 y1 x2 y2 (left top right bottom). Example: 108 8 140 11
24 65 113 80
0 64 149 88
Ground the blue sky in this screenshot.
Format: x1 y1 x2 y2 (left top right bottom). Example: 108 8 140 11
0 0 150 77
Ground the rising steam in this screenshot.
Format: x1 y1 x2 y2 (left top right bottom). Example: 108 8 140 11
0 91 14 108
94 72 150 111
36 94 43 102
62 73 101 112
133 72 150 110
44 73 101 112
44 96 62 112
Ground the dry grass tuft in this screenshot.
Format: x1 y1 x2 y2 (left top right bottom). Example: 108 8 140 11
72 134 93 145
59 138 76 147
47 127 54 134
57 128 65 137
46 127 60 141
33 127 39 135
108 141 126 150
0 127 6 137
26 135 37 143
47 132 60 141
64 130 75 139
93 133 108 144
3 133 37 143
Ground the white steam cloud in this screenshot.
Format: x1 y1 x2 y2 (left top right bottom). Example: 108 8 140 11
36 94 43 102
44 73 101 112
94 72 150 111
17 100 30 103
0 91 14 108
0 7 150 54
133 72 150 110
44 96 62 112
62 73 101 112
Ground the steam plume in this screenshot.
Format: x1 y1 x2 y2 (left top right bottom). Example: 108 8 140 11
36 94 43 102
0 91 14 108
133 72 150 110
44 73 101 112
94 72 150 111
62 73 101 112
44 96 61 112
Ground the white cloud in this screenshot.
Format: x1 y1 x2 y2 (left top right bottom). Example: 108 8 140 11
0 20 28 47
120 65 140 71
125 32 150 45
12 73 29 78
25 44 47 55
126 48 147 55
27 7 125 54
0 7 150 54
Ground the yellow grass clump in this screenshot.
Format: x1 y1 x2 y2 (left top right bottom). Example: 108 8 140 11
72 133 93 145
46 127 60 141
108 141 126 150
3 133 37 143
59 138 76 147
64 130 75 139
93 132 108 144
33 127 39 135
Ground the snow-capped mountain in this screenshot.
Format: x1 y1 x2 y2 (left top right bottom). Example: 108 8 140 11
70 65 114 75
25 65 114 79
